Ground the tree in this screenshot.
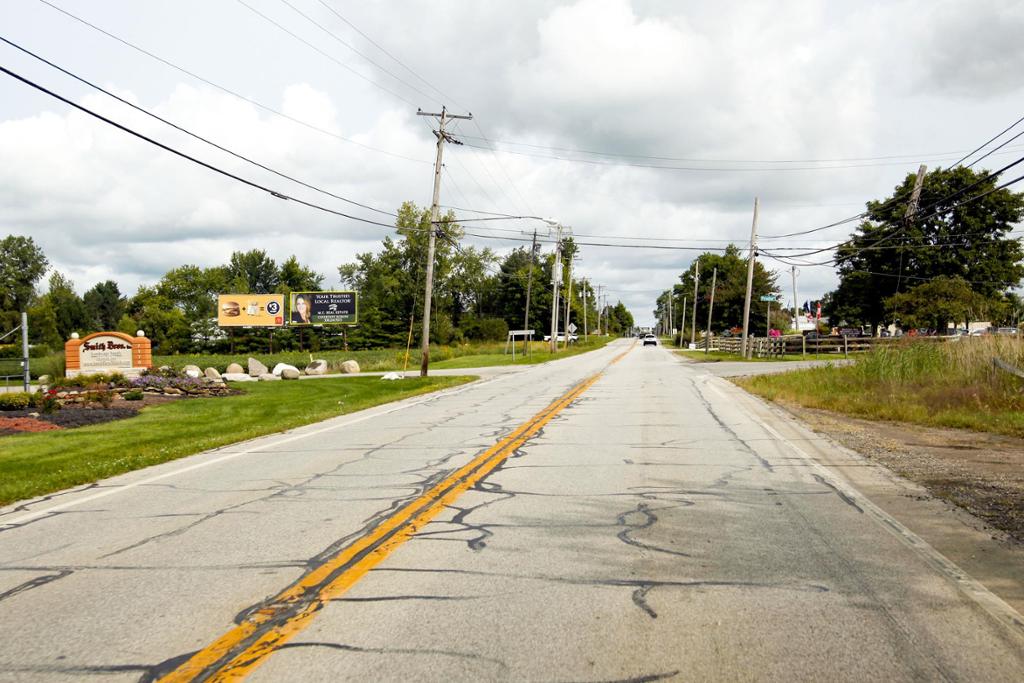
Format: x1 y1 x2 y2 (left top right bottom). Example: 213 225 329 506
158 265 231 322
668 246 778 334
278 255 324 293
830 166 1024 332
228 250 279 294
120 286 190 353
43 272 89 339
83 280 125 330
603 301 634 334
0 235 48 319
885 276 1001 332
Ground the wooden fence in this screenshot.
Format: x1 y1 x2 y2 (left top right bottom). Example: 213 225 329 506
694 334 948 359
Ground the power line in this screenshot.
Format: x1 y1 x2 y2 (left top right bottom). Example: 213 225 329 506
32 0 428 164
0 34 398 218
0 63 419 234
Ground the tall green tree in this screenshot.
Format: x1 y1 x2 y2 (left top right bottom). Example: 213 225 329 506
0 235 48 329
83 280 125 330
43 272 89 339
278 255 324 293
829 166 1024 331
228 250 279 294
669 246 778 334
885 276 1002 332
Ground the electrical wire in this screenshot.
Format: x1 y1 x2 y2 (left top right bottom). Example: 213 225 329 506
0 64 422 234
0 34 398 218
31 0 428 164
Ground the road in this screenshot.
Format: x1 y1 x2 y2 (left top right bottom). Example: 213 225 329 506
1 339 1022 681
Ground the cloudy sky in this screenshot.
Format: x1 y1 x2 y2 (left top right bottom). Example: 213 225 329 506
2 0 1024 325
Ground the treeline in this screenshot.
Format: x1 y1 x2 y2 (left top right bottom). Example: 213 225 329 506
0 202 633 355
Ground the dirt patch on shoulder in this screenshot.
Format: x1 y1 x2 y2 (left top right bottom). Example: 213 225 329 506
777 401 1024 543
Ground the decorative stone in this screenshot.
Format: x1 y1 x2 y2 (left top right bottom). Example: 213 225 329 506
248 358 268 377
222 372 257 382
226 362 244 374
272 363 299 377
340 360 361 374
38 375 52 385
281 368 301 380
204 367 222 380
381 372 402 381
164 387 182 395
259 373 281 381
182 364 202 379
304 359 329 375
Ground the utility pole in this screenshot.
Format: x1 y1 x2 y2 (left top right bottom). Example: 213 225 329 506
582 278 589 341
690 260 699 346
550 223 564 353
596 284 604 334
523 228 537 355
680 295 687 348
416 106 472 376
790 265 799 333
563 257 573 349
21 311 29 392
896 164 928 295
741 197 759 359
705 267 717 355
668 293 673 341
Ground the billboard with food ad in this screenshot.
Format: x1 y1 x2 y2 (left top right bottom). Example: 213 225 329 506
290 291 357 325
217 294 285 327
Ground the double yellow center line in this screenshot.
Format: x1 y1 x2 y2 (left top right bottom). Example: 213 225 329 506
160 344 632 681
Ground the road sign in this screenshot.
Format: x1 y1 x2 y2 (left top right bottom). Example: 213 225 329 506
759 295 777 302
568 323 577 333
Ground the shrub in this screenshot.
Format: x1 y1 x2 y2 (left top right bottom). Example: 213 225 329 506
123 389 144 401
52 372 129 389
38 389 60 414
0 392 31 411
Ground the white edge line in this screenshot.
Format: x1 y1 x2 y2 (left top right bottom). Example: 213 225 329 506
702 377 1024 639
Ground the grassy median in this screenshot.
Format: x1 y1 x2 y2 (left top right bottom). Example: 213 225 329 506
0 375 474 506
736 337 1024 437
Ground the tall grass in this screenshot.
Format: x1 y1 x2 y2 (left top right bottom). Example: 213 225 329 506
738 337 1024 436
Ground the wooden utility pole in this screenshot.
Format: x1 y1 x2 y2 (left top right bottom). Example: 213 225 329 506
741 197 759 359
690 260 699 346
680 295 687 347
791 265 799 334
705 267 717 355
582 278 589 340
523 228 537 354
563 257 573 349
550 223 563 353
668 292 673 341
896 164 928 294
416 106 472 376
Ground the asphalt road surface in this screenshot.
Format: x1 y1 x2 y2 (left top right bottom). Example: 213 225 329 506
1 339 1022 681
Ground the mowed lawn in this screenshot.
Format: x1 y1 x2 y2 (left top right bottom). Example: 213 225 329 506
0 375 473 506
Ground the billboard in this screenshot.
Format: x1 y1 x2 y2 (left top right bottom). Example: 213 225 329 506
217 294 285 327
290 291 357 325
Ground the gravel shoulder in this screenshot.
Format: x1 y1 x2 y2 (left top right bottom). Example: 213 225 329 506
775 400 1024 543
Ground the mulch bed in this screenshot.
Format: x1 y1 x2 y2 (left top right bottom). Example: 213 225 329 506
0 404 143 435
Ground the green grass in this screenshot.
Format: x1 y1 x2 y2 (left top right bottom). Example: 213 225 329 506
431 336 614 369
150 337 614 375
735 337 1024 437
0 375 474 506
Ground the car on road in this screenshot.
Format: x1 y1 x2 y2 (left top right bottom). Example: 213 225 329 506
643 334 658 346
542 334 578 343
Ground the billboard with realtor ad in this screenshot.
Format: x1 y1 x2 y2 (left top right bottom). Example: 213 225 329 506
290 291 358 325
217 294 285 327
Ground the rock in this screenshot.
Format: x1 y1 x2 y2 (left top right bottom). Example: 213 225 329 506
204 367 222 380
381 372 402 381
272 363 299 377
281 368 301 380
158 365 172 373
304 359 329 375
248 358 268 377
340 360 361 374
222 372 257 382
226 362 244 374
38 375 51 385
164 387 182 395
259 373 281 381
182 364 202 379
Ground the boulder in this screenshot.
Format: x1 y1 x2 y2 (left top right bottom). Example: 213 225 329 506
204 367 222 380
259 373 281 381
340 360 361 374
38 375 52 385
248 358 268 377
281 368 301 380
222 372 257 382
272 362 299 377
381 372 402 381
304 359 329 375
225 362 244 374
182 364 202 379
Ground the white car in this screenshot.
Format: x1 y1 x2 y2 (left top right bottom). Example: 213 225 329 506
643 334 657 346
